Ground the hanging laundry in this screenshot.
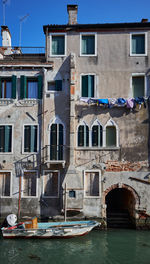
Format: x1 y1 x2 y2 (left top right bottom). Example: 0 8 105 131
134 97 146 108
108 98 117 108
117 98 126 106
98 99 109 105
126 98 134 109
80 97 91 103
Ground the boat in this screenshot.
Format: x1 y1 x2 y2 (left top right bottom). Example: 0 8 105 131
1 214 100 239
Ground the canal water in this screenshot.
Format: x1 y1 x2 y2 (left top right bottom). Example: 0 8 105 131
0 229 150 264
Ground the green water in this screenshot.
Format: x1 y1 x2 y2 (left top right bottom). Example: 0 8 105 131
0 229 150 264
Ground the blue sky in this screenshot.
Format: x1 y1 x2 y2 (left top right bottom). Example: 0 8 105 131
0 0 150 47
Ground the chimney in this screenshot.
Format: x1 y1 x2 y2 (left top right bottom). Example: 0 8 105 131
67 5 78 25
141 18 148 23
1 26 12 55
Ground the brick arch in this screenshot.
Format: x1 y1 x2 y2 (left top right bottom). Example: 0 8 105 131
103 183 140 206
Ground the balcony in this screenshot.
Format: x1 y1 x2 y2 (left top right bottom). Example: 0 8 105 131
42 145 66 168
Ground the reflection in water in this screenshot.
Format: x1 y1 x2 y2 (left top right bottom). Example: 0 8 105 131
1 229 150 264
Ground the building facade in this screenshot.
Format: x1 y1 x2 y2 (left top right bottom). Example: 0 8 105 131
0 5 150 228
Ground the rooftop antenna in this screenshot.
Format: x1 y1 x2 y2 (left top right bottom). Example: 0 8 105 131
2 0 8 25
19 14 29 47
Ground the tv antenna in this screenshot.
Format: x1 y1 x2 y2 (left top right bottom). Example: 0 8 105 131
19 14 29 47
2 0 8 25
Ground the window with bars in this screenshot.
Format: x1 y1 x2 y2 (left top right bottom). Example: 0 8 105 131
81 35 95 55
20 76 43 99
132 76 145 97
0 76 16 99
22 171 37 197
84 171 100 197
131 34 146 55
43 171 59 197
51 35 65 56
0 125 12 152
78 124 89 147
81 75 95 97
0 172 11 197
24 125 38 153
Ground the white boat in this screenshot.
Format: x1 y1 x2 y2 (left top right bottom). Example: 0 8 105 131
1 215 100 239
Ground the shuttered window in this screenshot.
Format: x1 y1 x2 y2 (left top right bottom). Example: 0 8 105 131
92 125 103 147
51 35 65 55
24 125 38 153
20 75 43 99
81 35 95 55
50 123 64 160
0 125 12 152
0 172 11 197
132 76 145 97
82 75 94 97
131 34 145 55
85 171 99 197
23 171 37 197
106 126 116 147
48 80 62 91
78 125 89 147
0 75 16 99
43 171 59 197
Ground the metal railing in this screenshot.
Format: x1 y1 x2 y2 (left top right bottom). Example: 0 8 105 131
42 145 65 162
0 46 45 54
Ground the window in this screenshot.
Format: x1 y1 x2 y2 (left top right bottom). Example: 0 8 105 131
22 171 37 197
43 171 59 197
50 123 64 160
51 35 65 56
92 123 103 147
131 33 146 55
0 76 16 99
106 126 116 147
24 125 38 153
132 75 145 97
81 75 95 97
84 171 100 197
0 125 12 153
0 172 11 197
20 75 43 99
78 123 89 147
48 80 62 92
80 34 96 55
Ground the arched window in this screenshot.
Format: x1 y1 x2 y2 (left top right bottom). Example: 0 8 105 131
105 119 119 147
78 122 89 147
91 120 103 147
50 118 64 160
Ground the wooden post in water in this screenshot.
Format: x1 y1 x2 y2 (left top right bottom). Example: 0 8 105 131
64 183 67 222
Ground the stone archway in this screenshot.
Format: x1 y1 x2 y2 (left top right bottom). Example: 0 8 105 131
103 183 140 228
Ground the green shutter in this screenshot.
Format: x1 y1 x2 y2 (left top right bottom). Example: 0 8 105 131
78 125 84 146
82 75 88 97
0 77 2 98
106 126 116 147
132 35 145 54
86 125 89 147
20 75 27 99
30 125 37 152
52 36 64 55
4 126 12 152
38 75 43 99
55 80 62 91
88 75 94 97
132 76 144 97
92 126 98 146
58 124 63 160
50 124 57 160
12 75 17 99
87 36 95 54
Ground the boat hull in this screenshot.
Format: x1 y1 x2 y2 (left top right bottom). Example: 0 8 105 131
1 220 99 239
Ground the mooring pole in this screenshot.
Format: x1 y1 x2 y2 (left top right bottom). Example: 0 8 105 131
64 183 67 222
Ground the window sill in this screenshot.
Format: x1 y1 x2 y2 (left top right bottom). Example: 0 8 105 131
76 147 120 151
0 99 14 105
130 54 147 57
84 196 101 199
50 54 66 57
42 195 59 199
18 99 39 106
80 54 97 57
0 152 13 155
